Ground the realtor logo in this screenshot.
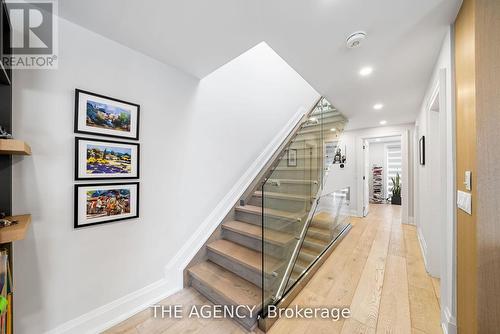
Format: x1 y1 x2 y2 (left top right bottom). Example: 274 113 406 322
2 0 58 69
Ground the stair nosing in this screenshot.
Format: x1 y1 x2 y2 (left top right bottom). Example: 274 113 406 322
222 220 295 246
188 261 262 308
207 239 282 275
235 204 302 221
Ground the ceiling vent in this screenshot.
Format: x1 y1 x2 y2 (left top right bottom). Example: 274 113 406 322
346 31 367 49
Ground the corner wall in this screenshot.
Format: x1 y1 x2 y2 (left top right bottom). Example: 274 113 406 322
11 17 319 334
414 28 456 333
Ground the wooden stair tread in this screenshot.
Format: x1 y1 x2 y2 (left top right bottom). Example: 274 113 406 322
253 190 310 201
222 220 295 246
273 166 315 171
307 226 331 236
188 261 261 307
266 178 317 184
207 239 282 274
235 205 302 221
304 235 329 246
299 246 321 257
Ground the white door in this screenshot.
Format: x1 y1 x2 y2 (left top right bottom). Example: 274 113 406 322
363 140 370 216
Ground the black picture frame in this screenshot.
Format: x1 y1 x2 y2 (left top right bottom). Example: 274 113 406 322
74 89 140 140
75 137 140 181
419 136 426 165
287 149 298 167
74 182 140 229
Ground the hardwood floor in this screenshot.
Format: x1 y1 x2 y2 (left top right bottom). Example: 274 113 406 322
106 205 441 334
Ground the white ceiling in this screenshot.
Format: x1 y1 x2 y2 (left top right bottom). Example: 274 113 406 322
58 0 461 130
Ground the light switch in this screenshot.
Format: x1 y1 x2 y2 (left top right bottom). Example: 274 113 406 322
457 190 472 215
464 171 472 191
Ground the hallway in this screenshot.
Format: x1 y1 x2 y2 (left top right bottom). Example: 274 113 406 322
268 204 441 334
107 205 441 334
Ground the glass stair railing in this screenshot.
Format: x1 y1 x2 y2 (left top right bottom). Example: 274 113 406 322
259 97 350 324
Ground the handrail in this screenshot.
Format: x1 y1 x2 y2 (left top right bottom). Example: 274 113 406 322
276 187 351 300
272 190 322 301
260 96 349 312
239 96 324 205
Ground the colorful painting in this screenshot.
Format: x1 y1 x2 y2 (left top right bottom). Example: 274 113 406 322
76 138 139 180
86 100 131 132
86 188 131 219
75 183 139 228
75 89 140 140
87 144 131 174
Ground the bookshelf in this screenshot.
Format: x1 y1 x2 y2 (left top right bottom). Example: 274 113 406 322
0 0 30 332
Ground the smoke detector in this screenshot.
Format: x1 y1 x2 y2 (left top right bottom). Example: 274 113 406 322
346 31 367 49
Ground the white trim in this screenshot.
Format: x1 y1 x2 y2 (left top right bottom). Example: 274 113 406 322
45 279 179 334
442 307 457 334
164 104 313 279
405 216 416 225
349 208 362 217
356 130 410 225
42 100 317 334
416 225 430 271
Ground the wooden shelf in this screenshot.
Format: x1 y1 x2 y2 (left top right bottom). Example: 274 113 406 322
0 139 32 155
0 215 31 243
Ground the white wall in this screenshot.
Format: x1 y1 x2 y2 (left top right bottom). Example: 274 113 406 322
414 28 456 334
11 16 319 333
323 124 415 221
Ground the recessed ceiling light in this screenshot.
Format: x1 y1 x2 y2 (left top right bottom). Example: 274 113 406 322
359 67 373 76
379 120 387 125
373 103 384 110
376 138 381 142
330 128 337 132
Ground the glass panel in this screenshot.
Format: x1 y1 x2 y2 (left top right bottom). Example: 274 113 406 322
261 97 348 315
284 188 350 291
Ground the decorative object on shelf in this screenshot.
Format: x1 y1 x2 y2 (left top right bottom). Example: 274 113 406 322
0 213 17 229
390 173 402 205
419 135 425 165
371 165 384 204
0 126 12 139
75 137 140 180
74 182 139 228
287 149 297 167
74 89 140 140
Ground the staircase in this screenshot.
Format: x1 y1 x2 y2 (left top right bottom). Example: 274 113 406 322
186 97 350 331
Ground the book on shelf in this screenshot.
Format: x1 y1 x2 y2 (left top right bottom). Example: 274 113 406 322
0 250 12 334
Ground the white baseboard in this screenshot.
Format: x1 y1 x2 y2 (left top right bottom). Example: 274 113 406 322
416 226 440 277
164 105 311 279
405 216 416 225
416 226 429 270
45 278 180 334
350 209 362 217
442 307 457 334
42 101 317 334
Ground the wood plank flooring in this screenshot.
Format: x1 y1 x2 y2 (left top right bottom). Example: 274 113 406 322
106 205 441 334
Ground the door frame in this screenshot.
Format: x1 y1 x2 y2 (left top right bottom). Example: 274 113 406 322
356 130 409 224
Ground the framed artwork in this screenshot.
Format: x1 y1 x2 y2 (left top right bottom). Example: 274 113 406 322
75 137 140 180
74 182 139 228
287 149 298 167
419 136 426 165
74 89 140 140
